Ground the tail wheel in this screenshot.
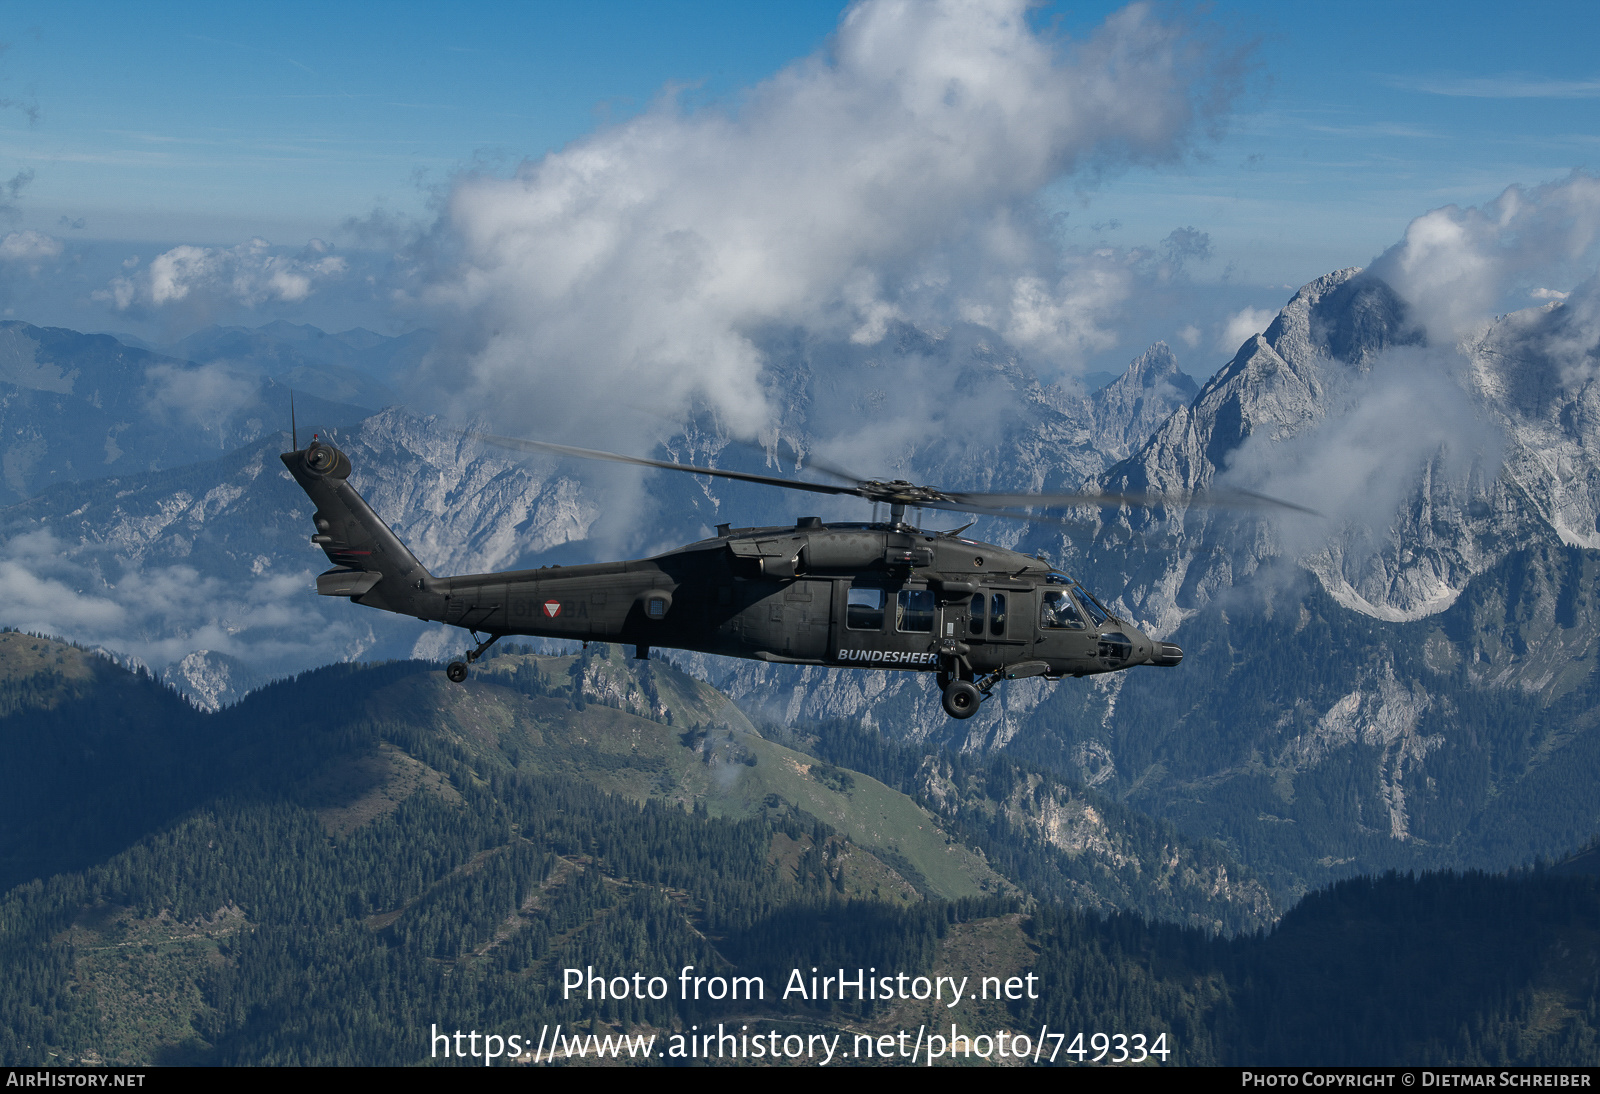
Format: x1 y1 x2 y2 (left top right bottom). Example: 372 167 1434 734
446 661 469 683
942 679 982 719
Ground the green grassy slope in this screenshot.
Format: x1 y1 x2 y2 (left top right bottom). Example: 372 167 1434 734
465 645 1005 900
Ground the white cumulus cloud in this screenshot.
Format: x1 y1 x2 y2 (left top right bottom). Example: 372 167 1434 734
1217 305 1276 353
0 526 378 691
410 0 1248 441
99 237 348 311
1369 172 1600 344
0 230 62 265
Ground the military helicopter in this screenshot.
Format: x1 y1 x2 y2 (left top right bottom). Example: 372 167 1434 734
280 429 1307 719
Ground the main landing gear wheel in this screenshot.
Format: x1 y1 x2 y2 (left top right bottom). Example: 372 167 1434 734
942 679 981 719
447 633 499 684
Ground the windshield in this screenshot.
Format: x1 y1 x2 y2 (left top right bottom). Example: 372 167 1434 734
1072 584 1113 626
1040 590 1084 630
1044 569 1116 626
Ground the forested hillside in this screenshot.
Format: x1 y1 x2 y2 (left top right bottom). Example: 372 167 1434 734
2 636 1597 1066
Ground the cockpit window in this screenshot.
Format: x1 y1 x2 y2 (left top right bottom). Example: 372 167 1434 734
1045 569 1115 625
1072 584 1112 626
1040 590 1085 630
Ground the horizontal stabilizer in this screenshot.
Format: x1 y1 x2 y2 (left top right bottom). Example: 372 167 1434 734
317 569 383 597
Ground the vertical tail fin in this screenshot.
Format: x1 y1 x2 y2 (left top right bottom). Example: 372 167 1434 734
280 438 442 618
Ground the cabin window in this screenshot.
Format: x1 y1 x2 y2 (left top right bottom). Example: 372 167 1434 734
847 587 885 630
647 597 668 619
968 593 985 636
896 589 935 633
989 593 1007 637
1040 590 1085 630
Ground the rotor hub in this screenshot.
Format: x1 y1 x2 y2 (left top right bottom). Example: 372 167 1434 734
861 480 951 507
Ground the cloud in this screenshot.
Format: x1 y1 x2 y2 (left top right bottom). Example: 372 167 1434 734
1368 172 1600 344
1388 73 1600 99
0 67 40 126
0 530 127 632
98 237 348 311
1506 272 1600 394
0 229 61 265
1160 226 1212 274
0 526 379 692
1217 305 1275 352
1205 171 1600 613
1290 174 1600 518
1226 346 1494 555
143 361 260 427
407 0 1250 442
0 169 32 222
4 169 31 201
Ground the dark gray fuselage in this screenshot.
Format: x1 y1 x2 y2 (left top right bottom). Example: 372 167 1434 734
281 442 1174 685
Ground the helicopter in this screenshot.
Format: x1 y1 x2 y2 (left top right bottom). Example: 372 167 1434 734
280 429 1309 719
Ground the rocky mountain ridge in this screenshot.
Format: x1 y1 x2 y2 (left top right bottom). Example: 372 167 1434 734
1079 267 1600 634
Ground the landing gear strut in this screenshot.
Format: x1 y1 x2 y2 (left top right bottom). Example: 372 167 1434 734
445 632 502 684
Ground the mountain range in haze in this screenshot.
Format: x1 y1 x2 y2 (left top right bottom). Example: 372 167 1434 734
2 263 1599 907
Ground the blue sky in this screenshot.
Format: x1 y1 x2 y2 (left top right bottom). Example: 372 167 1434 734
0 0 1597 375
0 1 845 241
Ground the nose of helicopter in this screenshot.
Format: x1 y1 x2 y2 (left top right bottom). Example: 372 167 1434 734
1149 641 1184 667
1126 625 1183 667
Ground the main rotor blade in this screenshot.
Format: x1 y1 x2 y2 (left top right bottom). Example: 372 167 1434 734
464 431 865 500
617 403 870 486
764 445 866 487
912 496 1101 530
687 430 867 486
465 430 1321 520
946 487 1322 517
